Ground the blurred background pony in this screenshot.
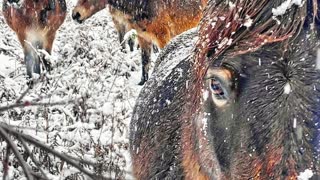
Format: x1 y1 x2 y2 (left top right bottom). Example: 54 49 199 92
72 0 135 52
72 0 208 85
2 0 67 79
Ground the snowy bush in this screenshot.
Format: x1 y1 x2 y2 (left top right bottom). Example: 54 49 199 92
0 1 154 179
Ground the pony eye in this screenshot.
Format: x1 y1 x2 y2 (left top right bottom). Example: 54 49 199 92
209 77 230 107
210 78 228 100
205 67 236 107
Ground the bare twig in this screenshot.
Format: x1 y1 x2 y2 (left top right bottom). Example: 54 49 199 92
100 30 136 70
63 151 98 167
98 63 121 142
61 108 77 123
23 40 38 54
18 136 49 180
15 85 33 103
0 123 111 180
0 99 77 112
30 171 47 180
14 78 42 104
3 144 10 180
0 126 33 180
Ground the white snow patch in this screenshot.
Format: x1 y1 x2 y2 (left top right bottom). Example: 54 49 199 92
293 118 297 128
102 103 113 115
218 37 232 49
203 90 209 101
165 99 171 105
123 29 137 43
244 15 253 28
316 49 320 70
283 82 291 94
258 58 262 66
298 169 314 180
0 53 17 77
228 1 236 9
272 0 304 16
202 117 208 136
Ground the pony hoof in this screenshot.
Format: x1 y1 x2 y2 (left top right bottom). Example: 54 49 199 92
153 44 159 53
44 63 53 72
26 79 35 89
138 79 146 86
121 48 127 53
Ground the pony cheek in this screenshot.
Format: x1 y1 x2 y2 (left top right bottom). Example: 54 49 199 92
312 115 320 157
193 111 222 177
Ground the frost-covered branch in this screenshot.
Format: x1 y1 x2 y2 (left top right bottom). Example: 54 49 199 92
18 136 49 180
0 99 77 112
0 123 112 180
3 145 10 180
1 2 135 178
0 126 33 180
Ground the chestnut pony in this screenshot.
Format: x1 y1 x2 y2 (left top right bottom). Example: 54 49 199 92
72 0 208 85
2 0 67 78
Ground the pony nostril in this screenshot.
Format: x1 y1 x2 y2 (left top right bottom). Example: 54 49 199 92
72 12 80 20
72 12 82 23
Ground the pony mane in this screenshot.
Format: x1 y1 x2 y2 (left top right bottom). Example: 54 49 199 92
107 0 151 20
196 0 318 64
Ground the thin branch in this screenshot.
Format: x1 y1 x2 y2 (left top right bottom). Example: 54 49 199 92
0 123 110 180
3 144 10 180
98 63 121 141
29 171 48 180
0 126 33 180
63 151 98 167
0 99 77 112
100 30 136 69
61 108 77 123
23 40 37 53
15 78 41 104
15 85 33 103
18 136 49 180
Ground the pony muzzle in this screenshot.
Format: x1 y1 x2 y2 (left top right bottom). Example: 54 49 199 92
72 11 83 23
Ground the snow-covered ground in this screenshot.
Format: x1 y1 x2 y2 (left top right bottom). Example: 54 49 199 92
0 1 157 179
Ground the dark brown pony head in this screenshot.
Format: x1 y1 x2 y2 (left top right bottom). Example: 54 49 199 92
72 0 107 23
2 0 67 78
187 0 320 178
130 0 320 179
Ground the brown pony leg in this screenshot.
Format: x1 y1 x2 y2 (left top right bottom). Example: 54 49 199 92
43 32 57 72
15 32 42 78
112 17 127 51
112 17 135 52
137 36 152 85
128 36 135 52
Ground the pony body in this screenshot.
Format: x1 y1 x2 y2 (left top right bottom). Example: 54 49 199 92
72 0 208 85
